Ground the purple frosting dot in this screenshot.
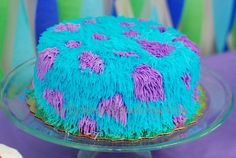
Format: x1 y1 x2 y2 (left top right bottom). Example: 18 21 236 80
123 30 140 37
54 23 80 32
173 105 186 128
84 19 96 24
137 40 175 57
114 51 139 57
79 51 104 74
173 36 200 56
37 48 59 80
43 89 65 118
120 21 136 27
181 73 191 89
98 93 127 126
138 18 146 22
193 86 199 102
132 64 165 102
65 40 81 48
158 26 166 33
151 25 166 33
54 24 66 32
93 33 109 40
79 116 97 135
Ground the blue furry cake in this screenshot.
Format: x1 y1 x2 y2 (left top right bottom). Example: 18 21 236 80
30 16 204 140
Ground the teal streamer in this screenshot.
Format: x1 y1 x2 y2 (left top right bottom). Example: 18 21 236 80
149 6 159 23
213 0 235 53
13 0 34 68
80 0 104 17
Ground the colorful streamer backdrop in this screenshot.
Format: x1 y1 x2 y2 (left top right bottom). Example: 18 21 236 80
0 0 9 79
0 0 236 81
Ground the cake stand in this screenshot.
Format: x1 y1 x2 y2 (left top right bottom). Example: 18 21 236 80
0 58 234 158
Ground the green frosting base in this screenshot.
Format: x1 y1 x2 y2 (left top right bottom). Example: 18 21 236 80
26 86 206 141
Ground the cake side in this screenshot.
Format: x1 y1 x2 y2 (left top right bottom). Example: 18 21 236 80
33 16 201 140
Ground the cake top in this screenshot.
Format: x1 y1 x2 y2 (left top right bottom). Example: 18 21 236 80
37 16 200 79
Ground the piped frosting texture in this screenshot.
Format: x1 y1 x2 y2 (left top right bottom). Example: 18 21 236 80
34 16 201 140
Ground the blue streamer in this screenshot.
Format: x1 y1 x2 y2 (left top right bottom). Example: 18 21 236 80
225 0 236 51
112 0 117 16
35 0 59 43
228 0 236 32
213 0 235 52
167 0 185 28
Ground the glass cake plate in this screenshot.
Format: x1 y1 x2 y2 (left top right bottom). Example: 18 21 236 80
0 58 233 158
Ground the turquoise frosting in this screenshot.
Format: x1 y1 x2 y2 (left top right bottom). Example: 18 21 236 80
34 16 200 140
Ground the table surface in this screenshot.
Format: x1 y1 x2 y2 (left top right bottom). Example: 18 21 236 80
0 52 236 158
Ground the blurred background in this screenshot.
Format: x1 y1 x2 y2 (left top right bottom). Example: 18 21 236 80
0 0 236 81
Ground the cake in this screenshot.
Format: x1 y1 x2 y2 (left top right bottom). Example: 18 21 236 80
30 16 203 141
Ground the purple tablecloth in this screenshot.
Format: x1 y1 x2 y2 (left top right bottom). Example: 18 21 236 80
0 53 236 158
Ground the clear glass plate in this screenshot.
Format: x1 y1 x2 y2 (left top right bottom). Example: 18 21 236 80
0 58 234 153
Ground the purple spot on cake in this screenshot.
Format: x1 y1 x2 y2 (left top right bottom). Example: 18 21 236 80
84 19 96 24
93 33 109 40
65 23 80 32
123 30 140 37
43 89 65 118
120 21 136 27
54 23 80 32
157 26 166 33
37 48 59 80
172 36 200 56
114 51 139 57
98 93 127 126
151 25 166 33
137 40 175 57
173 105 186 128
193 86 199 102
65 40 81 48
54 24 66 32
132 64 165 102
181 73 191 89
79 51 104 74
79 116 97 135
138 18 146 22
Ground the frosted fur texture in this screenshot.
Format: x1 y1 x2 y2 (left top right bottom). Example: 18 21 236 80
93 33 109 40
182 73 191 89
66 40 81 48
34 16 201 140
123 30 140 37
173 36 200 56
132 64 164 102
172 105 186 128
43 89 65 118
37 48 59 80
113 51 139 57
54 23 80 32
79 117 97 135
79 51 104 74
98 93 127 126
137 40 175 58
